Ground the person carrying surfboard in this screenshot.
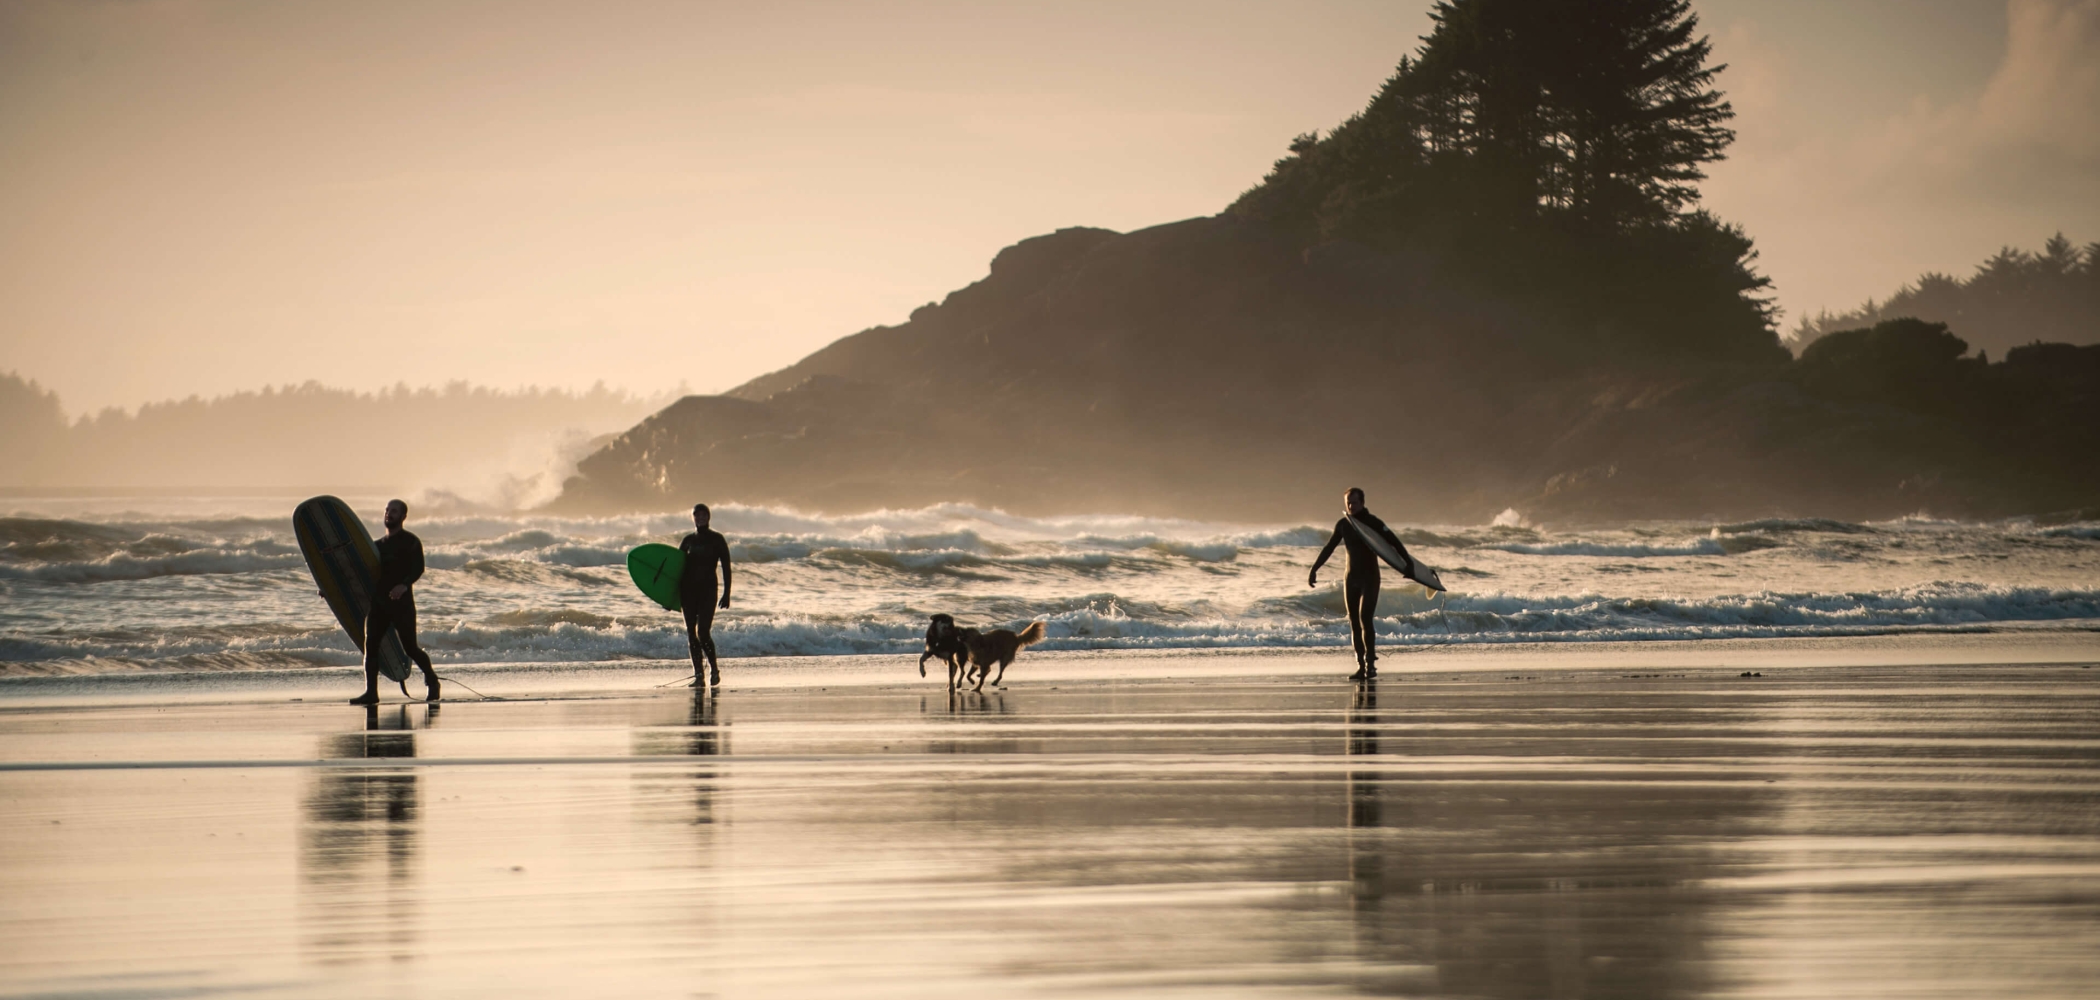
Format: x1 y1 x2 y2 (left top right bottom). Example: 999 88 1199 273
1309 487 1416 681
351 499 439 705
679 503 733 688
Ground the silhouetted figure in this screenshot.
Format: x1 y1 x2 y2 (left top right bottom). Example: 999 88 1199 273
352 499 439 705
1310 487 1405 680
679 503 733 688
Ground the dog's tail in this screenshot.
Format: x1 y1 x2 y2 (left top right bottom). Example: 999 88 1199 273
1015 620 1047 647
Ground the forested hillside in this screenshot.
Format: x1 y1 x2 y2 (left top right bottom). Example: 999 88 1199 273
552 0 2099 522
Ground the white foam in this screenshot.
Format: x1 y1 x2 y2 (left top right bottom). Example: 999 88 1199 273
1483 538 1728 557
0 548 302 582
9 505 2100 674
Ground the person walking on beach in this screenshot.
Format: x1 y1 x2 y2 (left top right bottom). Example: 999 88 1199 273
680 503 733 688
1309 487 1407 681
352 499 440 705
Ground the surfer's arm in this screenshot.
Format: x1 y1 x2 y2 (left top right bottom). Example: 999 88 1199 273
1376 524 1411 572
1364 516 1415 575
1309 522 1344 585
717 537 733 608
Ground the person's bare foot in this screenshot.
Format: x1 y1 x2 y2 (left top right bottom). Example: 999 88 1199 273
349 691 379 706
423 674 441 702
709 666 721 687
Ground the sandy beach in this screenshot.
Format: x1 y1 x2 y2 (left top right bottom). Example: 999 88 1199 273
9 0 2099 995
3 634 2097 999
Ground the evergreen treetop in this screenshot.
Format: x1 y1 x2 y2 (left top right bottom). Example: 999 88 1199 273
1230 0 1779 364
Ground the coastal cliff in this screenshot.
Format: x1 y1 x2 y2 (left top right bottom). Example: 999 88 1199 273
552 1 2099 523
550 219 2099 521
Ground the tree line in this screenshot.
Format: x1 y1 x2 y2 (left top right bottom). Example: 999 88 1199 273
1230 0 1779 364
1789 234 2100 359
0 375 674 500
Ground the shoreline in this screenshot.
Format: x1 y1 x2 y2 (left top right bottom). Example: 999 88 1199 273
5 629 2095 709
4 633 2096 998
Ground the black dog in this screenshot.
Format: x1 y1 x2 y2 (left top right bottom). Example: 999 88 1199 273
919 613 972 689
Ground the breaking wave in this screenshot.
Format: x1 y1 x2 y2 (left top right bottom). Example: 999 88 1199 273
4 506 2097 674
1482 538 1730 558
8 583 2095 672
1716 517 1877 535
0 548 303 583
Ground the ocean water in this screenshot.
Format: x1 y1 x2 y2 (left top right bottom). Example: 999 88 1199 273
3 494 2098 674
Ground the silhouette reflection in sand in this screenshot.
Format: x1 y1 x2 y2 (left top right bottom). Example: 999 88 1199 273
300 704 433 966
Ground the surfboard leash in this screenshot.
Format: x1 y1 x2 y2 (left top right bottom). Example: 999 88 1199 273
440 674 499 700
417 672 501 701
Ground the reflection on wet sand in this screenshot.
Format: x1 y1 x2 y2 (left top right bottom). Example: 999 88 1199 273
926 688 1019 756
301 704 431 966
1339 679 1761 998
633 690 723 829
3 661 2096 999
1345 678 1384 988
940 689 1011 717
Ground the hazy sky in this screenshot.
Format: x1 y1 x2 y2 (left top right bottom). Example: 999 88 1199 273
3 0 2095 415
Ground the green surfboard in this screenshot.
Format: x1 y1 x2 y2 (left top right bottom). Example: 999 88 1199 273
628 543 685 611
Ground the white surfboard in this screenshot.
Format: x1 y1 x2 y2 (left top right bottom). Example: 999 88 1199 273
1348 515 1445 592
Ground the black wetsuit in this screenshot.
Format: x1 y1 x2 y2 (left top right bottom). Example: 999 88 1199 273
678 529 732 680
367 529 434 678
1313 511 1407 671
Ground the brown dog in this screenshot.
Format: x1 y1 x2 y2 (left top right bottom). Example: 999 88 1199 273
957 620 1046 691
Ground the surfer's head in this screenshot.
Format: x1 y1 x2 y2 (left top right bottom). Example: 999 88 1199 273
692 503 711 530
383 499 407 531
1343 488 1365 516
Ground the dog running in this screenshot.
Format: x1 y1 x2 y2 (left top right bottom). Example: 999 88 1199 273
919 613 1046 691
918 613 971 688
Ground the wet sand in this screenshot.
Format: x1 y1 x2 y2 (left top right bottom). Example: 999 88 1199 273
3 636 2098 999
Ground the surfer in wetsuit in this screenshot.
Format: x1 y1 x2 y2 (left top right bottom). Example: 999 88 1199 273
352 499 440 705
679 504 733 688
1309 487 1409 681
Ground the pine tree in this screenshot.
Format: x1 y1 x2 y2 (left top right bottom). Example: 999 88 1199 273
1412 0 1733 228
1227 0 1779 362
